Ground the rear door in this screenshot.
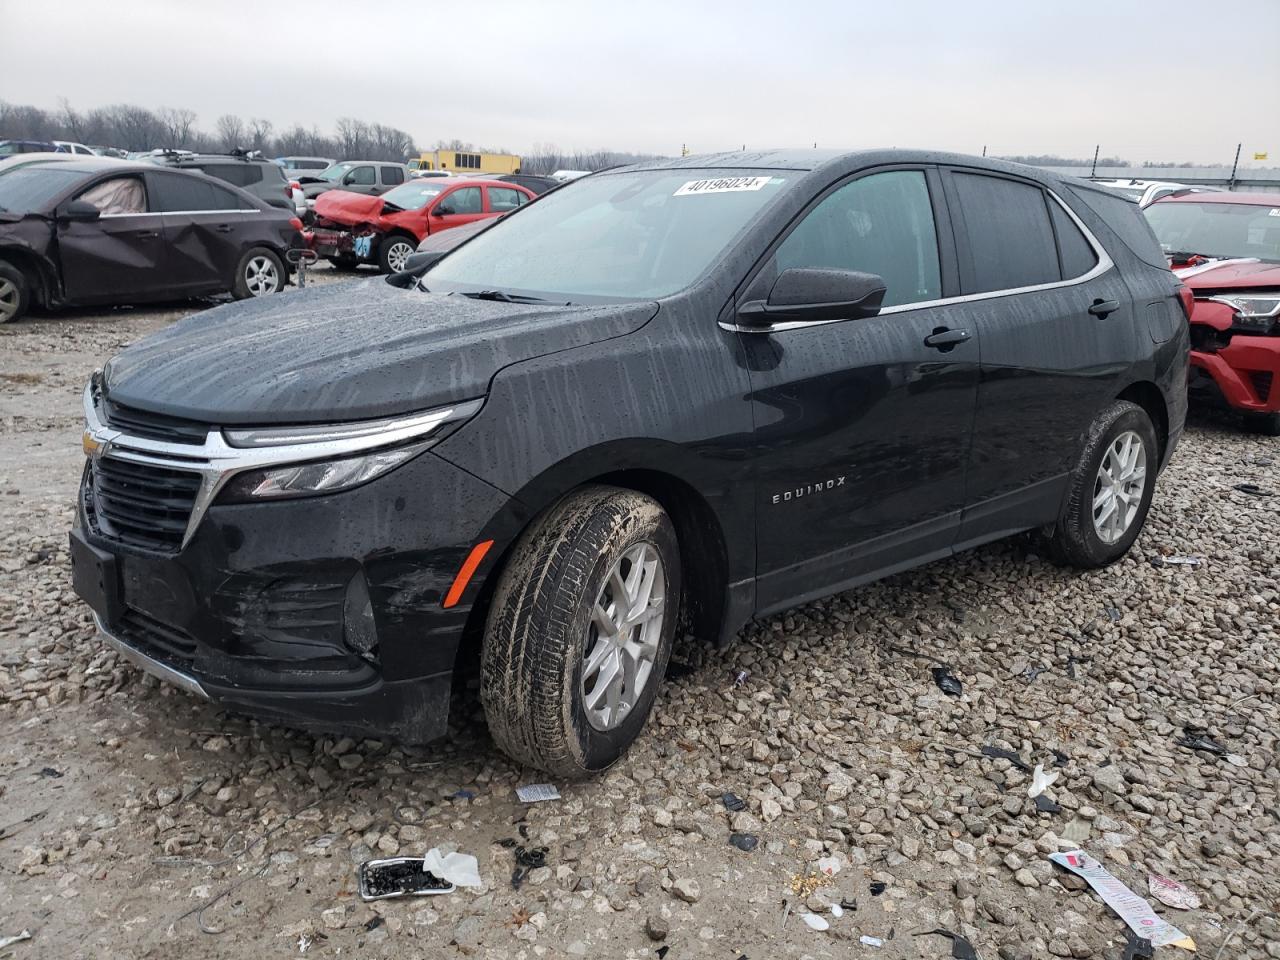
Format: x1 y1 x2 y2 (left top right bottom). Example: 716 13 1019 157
147 170 258 293
378 165 405 193
58 173 168 302
941 167 1136 545
745 166 980 613
427 185 485 234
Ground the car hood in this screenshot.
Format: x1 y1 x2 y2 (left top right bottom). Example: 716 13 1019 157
1174 258 1280 290
300 179 342 198
103 278 658 425
313 190 388 226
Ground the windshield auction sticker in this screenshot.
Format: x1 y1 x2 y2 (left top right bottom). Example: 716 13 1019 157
674 176 773 196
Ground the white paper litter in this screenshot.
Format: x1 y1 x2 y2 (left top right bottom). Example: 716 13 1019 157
859 935 884 947
816 855 841 877
1148 872 1202 910
801 913 829 931
1049 850 1194 950
830 903 844 918
1028 763 1060 798
422 848 483 888
0 931 32 949
515 783 561 803
1225 753 1248 767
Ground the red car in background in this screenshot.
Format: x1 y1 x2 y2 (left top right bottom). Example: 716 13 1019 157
1145 192 1280 435
309 178 535 273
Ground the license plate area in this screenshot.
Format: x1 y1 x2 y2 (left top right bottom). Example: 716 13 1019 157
69 530 122 626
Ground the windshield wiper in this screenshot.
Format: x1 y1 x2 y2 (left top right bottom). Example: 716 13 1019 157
461 289 548 303
1167 250 1224 263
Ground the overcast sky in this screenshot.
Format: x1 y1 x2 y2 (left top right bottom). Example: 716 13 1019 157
2 0 1277 165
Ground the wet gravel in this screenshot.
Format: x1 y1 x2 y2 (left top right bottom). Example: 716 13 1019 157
1 273 1277 958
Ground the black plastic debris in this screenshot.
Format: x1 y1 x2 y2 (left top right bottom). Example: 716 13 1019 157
358 858 454 900
915 928 979 959
37 767 63 779
869 881 887 896
497 837 518 848
1121 929 1154 960
1051 749 1070 768
451 788 476 801
517 823 530 839
1105 606 1122 623
1020 664 1048 682
363 916 384 932
728 833 758 852
656 946 670 959
931 665 963 697
722 792 746 812
1175 726 1228 757
1034 795 1062 814
839 898 858 911
980 746 1032 773
1233 483 1273 497
510 844 549 890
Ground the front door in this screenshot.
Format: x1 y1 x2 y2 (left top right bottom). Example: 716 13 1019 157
58 174 167 303
428 186 486 235
744 167 980 614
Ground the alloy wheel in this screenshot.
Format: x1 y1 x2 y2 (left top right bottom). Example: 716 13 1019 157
581 542 666 731
385 240 414 273
245 256 280 296
0 278 19 322
1092 430 1147 544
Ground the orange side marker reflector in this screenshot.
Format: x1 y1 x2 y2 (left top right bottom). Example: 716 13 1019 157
443 540 494 609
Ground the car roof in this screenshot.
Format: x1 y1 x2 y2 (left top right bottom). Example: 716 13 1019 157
1156 191 1279 206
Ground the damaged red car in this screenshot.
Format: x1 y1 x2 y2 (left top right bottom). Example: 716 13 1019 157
1145 192 1280 435
309 179 535 273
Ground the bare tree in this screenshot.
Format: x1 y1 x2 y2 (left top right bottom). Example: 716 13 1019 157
215 114 246 151
158 107 197 147
249 117 274 152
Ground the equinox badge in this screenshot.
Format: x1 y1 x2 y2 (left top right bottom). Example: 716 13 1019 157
771 476 846 504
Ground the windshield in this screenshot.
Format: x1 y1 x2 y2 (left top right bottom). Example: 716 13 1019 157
381 181 444 211
316 162 356 181
426 169 793 301
1144 201 1280 263
0 167 84 212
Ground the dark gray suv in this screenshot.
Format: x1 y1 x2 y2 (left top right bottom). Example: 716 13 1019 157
145 153 294 212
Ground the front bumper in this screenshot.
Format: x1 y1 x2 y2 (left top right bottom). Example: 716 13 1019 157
71 448 522 742
1191 335 1280 413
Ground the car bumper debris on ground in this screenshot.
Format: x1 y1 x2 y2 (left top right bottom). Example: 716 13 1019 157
1 269 1278 958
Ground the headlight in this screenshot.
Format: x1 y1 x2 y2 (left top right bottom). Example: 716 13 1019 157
1206 292 1280 333
220 446 422 502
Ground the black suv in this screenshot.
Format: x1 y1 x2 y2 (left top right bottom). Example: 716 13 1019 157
71 150 1188 777
145 152 294 212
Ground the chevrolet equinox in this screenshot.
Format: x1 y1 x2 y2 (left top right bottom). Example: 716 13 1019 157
71 150 1189 777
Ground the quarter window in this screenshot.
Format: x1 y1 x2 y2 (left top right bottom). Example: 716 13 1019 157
775 170 941 307
1049 200 1098 279
953 173 1060 293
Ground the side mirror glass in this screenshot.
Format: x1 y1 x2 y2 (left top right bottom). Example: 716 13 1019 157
433 206 452 217
57 200 102 223
737 268 886 328
384 250 444 288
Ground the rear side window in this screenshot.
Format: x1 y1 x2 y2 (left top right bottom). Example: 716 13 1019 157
1049 200 1098 279
208 182 251 210
1068 185 1168 268
150 173 224 212
488 187 526 212
381 166 405 186
775 170 941 307
953 173 1059 293
197 163 259 188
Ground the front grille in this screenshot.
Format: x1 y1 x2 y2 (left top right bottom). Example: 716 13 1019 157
90 457 201 551
1250 371 1274 404
117 606 197 661
102 397 209 445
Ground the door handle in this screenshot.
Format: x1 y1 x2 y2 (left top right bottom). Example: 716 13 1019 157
135 230 160 240
1088 298 1120 318
924 327 971 350
215 224 234 233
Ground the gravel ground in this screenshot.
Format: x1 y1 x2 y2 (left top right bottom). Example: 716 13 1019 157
1 270 1278 959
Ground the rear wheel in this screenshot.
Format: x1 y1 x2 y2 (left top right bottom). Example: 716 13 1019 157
0 261 30 324
232 248 284 299
378 234 416 274
481 486 681 778
1243 411 1280 437
1041 400 1158 568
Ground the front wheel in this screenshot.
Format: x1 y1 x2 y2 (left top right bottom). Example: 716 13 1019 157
481 486 681 778
1041 400 1159 568
378 235 416 274
0 261 30 324
232 248 284 299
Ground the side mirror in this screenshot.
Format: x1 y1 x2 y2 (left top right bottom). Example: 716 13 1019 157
433 205 452 217
737 268 886 328
57 200 102 223
384 250 444 289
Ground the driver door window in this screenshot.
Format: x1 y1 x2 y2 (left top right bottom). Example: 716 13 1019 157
441 187 482 215
347 166 376 186
77 177 147 215
775 170 941 307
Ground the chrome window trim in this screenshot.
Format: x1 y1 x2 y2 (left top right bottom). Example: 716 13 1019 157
721 187 1113 334
82 386 481 549
99 209 260 218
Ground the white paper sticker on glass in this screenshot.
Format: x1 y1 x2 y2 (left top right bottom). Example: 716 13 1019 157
674 176 773 197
